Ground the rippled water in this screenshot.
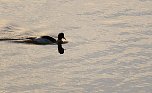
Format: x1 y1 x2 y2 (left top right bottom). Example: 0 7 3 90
0 0 152 93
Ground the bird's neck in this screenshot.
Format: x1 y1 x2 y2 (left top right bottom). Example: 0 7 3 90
56 39 63 44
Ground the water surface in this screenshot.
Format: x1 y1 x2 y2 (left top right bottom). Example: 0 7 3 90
0 0 152 93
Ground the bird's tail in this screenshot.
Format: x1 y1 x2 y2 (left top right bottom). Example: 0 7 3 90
0 38 24 41
0 37 36 41
25 37 36 40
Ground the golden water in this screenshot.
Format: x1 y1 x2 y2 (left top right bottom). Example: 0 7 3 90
0 0 152 93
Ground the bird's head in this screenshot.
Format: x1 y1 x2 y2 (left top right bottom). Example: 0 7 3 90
58 33 66 40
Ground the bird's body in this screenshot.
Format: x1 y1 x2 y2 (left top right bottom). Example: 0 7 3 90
26 33 67 45
29 36 56 44
32 37 55 44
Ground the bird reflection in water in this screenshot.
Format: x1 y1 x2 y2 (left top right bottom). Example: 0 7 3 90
58 44 64 54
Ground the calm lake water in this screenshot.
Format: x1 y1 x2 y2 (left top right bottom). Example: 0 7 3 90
0 0 152 93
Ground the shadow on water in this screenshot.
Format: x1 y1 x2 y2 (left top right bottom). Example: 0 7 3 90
0 38 65 54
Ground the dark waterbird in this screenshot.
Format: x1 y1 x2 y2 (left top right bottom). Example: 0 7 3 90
26 33 67 44
0 33 68 54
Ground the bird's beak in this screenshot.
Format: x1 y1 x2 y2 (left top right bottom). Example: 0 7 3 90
63 37 66 40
